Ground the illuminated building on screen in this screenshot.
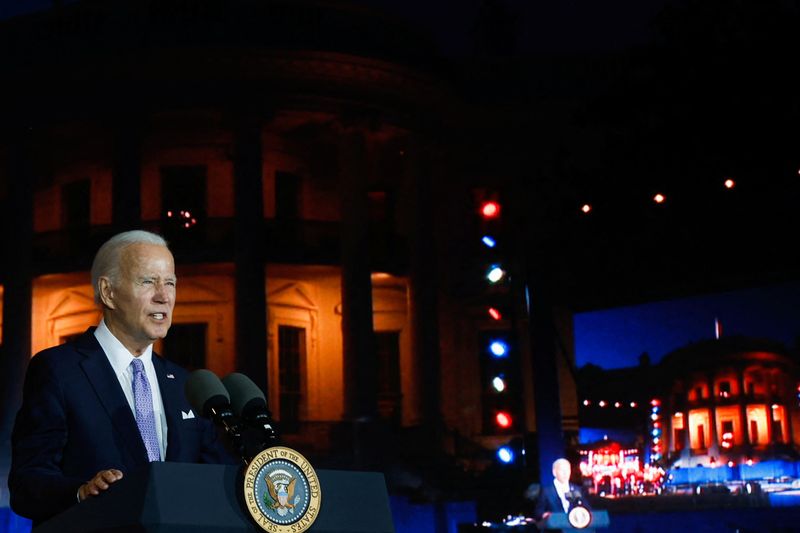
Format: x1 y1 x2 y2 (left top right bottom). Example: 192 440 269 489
579 337 800 493
659 338 799 469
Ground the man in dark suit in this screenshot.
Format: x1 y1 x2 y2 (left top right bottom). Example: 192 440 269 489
9 230 233 523
534 458 590 531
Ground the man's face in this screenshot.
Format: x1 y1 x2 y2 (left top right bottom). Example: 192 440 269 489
553 461 571 484
101 243 176 355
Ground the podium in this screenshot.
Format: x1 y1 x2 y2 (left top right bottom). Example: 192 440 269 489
541 510 610 532
32 462 394 533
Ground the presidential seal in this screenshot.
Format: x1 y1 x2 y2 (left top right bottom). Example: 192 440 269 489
567 505 592 529
243 446 322 533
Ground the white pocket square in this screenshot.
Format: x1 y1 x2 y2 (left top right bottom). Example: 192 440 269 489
181 410 195 420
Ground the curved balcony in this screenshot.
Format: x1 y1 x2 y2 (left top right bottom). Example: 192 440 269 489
30 218 409 275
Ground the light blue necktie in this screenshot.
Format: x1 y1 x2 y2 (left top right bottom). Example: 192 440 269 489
131 358 161 461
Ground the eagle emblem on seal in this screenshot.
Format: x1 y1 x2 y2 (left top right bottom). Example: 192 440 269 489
264 469 300 516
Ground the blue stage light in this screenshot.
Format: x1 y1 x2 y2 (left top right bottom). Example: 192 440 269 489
497 446 514 464
490 340 508 357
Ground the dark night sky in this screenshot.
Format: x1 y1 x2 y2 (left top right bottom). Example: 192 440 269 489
376 0 667 55
1 0 669 55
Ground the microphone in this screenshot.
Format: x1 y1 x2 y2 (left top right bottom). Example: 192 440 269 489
566 489 584 507
185 369 243 449
222 373 280 452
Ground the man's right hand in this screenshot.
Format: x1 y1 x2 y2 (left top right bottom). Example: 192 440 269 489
78 469 124 501
535 510 552 528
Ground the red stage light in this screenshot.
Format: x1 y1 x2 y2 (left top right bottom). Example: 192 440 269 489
481 201 501 219
495 411 513 428
488 308 502 320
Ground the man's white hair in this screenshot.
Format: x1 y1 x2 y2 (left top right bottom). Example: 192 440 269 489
552 458 571 471
91 230 169 305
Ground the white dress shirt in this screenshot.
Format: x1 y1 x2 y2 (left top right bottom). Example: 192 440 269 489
553 479 571 512
94 320 168 460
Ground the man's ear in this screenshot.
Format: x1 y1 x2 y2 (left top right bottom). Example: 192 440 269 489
98 277 116 309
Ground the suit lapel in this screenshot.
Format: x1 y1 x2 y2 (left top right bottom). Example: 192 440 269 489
76 331 149 468
153 354 182 460
551 484 562 510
